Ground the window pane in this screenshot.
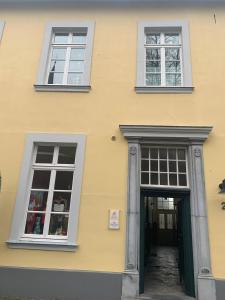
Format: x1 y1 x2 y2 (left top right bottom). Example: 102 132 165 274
178 161 186 173
160 173 168 185
52 192 71 212
28 191 48 211
159 149 167 159
58 146 76 164
52 48 67 60
32 170 51 189
141 160 149 171
165 48 180 60
146 34 160 45
166 74 181 86
54 33 69 44
168 149 176 159
72 33 87 44
169 174 177 186
141 148 149 158
48 72 63 84
70 48 85 60
69 60 84 72
25 213 45 234
169 160 177 172
150 160 158 172
146 74 161 86
141 173 149 185
50 60 65 72
179 174 187 186
150 173 158 185
150 148 158 159
166 61 181 72
67 73 82 85
160 160 167 172
54 171 73 190
146 61 161 73
178 149 186 160
48 214 69 236
146 48 161 60
36 145 54 164
165 33 179 45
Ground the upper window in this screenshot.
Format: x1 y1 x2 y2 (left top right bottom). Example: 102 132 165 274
7 134 86 251
141 146 188 188
34 22 95 92
136 21 193 93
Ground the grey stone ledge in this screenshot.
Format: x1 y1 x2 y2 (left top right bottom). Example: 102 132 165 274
120 125 213 143
34 84 91 92
135 86 194 94
7 240 78 251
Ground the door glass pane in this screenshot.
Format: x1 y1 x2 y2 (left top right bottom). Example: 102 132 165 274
28 191 48 211
70 48 85 60
32 170 51 189
159 214 165 229
58 146 76 164
52 192 71 212
36 146 54 164
54 33 69 44
48 214 69 236
167 214 173 229
25 213 45 234
54 171 74 190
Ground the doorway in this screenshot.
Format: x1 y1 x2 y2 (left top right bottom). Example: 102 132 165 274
139 189 195 299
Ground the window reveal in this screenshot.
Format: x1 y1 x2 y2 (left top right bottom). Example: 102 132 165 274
24 145 76 238
145 32 182 87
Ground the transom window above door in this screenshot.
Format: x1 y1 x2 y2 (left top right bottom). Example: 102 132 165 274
145 32 182 87
141 147 188 188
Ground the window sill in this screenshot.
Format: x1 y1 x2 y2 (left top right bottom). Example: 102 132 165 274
135 86 194 94
6 239 78 252
34 84 91 93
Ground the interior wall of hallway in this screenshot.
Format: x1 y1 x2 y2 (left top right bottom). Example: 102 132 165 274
0 2 225 278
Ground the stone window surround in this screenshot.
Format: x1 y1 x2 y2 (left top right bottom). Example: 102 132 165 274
34 21 95 92
0 20 5 42
7 133 86 251
136 20 194 94
120 125 216 300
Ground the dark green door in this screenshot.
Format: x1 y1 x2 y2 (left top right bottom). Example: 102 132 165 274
178 196 195 297
139 191 145 294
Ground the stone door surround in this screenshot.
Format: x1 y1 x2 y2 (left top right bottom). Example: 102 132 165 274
119 125 216 300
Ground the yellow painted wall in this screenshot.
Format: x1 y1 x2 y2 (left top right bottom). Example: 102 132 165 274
0 2 225 277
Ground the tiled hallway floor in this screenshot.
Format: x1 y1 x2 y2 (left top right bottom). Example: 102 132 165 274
139 246 195 300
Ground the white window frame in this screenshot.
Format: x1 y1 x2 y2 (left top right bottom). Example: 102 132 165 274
34 21 95 92
7 133 86 251
0 21 5 43
136 20 193 94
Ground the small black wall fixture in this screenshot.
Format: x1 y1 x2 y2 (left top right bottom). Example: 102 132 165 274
219 179 225 209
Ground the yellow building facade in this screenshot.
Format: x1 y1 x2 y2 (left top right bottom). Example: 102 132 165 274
0 1 225 300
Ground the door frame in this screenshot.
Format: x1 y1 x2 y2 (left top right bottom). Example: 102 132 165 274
119 125 216 300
